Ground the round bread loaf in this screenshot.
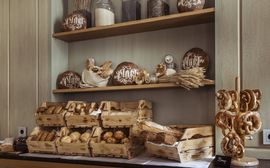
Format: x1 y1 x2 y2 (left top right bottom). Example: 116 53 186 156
70 132 81 142
103 132 113 140
182 48 209 70
57 71 81 89
110 62 140 86
61 136 72 143
114 130 125 140
80 132 91 143
177 0 205 12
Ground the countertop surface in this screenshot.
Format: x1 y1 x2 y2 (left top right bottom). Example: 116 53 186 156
0 152 213 168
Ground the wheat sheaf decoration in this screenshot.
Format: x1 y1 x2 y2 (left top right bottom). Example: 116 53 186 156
215 78 262 166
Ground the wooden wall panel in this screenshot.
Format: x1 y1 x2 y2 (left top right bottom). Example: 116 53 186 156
9 0 38 137
242 0 270 150
0 0 9 139
215 0 240 154
38 0 51 105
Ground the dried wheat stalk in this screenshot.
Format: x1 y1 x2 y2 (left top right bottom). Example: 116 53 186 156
159 67 214 90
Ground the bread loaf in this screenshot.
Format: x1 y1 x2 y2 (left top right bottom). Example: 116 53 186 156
80 132 91 143
61 136 72 143
70 132 81 142
46 106 55 114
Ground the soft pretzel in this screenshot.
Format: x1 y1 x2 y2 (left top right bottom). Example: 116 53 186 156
221 132 245 158
253 89 262 111
245 89 257 111
215 111 236 136
228 90 239 112
235 111 262 136
217 90 232 110
240 90 251 112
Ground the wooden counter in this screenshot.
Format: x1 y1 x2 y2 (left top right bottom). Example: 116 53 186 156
0 153 213 168
0 159 112 168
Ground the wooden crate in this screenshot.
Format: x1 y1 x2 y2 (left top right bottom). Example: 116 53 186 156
35 102 66 127
90 127 144 159
26 128 58 154
145 125 214 162
65 102 100 128
57 140 91 156
56 128 94 156
101 100 152 128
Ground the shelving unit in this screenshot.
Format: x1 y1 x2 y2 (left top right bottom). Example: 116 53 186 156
53 83 215 94
53 8 215 42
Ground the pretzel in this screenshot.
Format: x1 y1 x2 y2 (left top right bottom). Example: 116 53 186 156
235 111 262 136
228 90 239 112
245 89 257 111
253 89 262 111
215 111 236 136
221 132 244 158
240 90 251 112
217 90 232 110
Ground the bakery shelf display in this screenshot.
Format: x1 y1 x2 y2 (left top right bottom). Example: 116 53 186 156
53 8 214 42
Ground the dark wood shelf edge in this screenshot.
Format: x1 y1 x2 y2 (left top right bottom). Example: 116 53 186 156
53 8 215 42
53 83 215 94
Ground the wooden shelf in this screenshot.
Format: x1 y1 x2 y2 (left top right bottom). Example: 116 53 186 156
53 8 215 42
53 83 214 94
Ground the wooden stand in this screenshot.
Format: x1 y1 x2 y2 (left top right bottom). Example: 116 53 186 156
232 157 259 167
215 77 261 167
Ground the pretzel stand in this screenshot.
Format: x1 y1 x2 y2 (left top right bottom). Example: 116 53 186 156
215 77 262 166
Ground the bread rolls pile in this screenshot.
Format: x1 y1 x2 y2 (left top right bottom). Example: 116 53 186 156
65 101 98 116
60 127 92 143
101 130 129 144
30 129 57 142
37 104 66 115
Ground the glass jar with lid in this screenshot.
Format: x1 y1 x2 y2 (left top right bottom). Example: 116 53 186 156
94 0 115 26
122 0 141 22
147 0 170 18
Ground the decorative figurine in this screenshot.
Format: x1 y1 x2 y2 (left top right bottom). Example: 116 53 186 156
155 63 167 78
80 58 113 87
215 78 262 166
164 54 177 76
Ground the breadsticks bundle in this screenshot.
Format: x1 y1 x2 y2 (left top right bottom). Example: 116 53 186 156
159 67 214 90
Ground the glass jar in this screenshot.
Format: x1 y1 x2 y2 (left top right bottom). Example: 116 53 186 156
94 0 115 26
147 0 170 18
122 0 141 22
74 0 92 28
